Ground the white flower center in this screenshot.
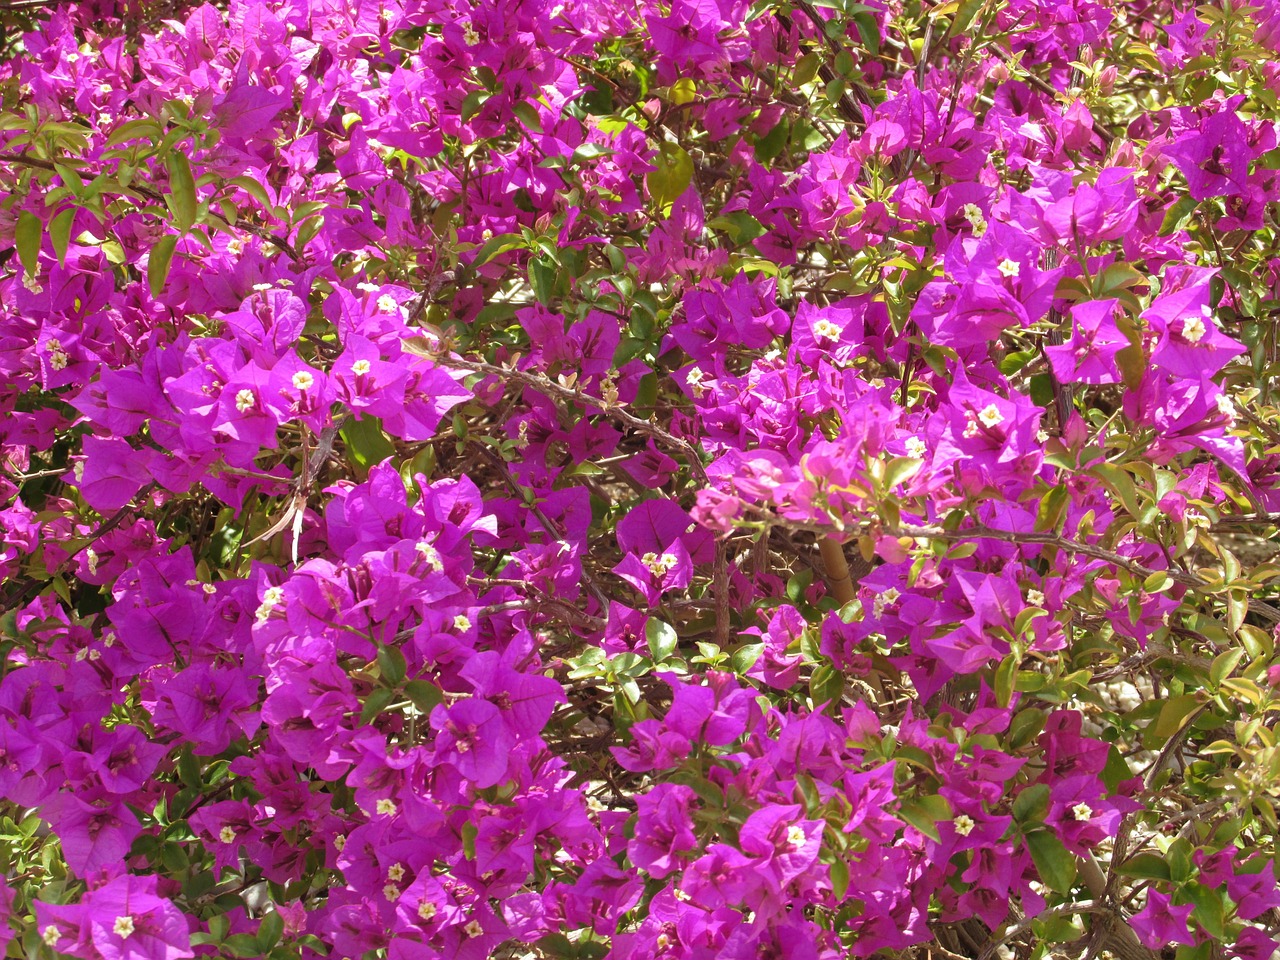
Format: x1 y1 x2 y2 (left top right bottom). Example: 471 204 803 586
219 826 236 844
416 541 444 572
113 916 135 938
962 203 987 235
812 318 842 341
352 359 372 375
954 814 976 837
978 404 1004 428
376 798 397 816
997 258 1020 278
292 371 314 390
234 389 256 412
904 436 927 459
1072 802 1093 822
418 900 438 921
1181 315 1206 344
642 552 679 577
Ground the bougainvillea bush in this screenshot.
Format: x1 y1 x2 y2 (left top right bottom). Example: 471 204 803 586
10 0 1280 958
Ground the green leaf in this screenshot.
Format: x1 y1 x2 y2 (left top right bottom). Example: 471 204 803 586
340 416 395 470
1151 694 1202 740
511 100 543 133
222 934 262 958
994 653 1017 708
16 210 41 278
1159 196 1199 236
646 143 694 210
793 51 823 87
472 232 527 267
1034 484 1070 534
1118 852 1172 881
165 152 198 231
1210 647 1246 689
376 644 407 685
883 456 924 490
404 680 444 714
1026 829 1077 894
227 175 279 216
529 256 557 305
945 0 987 40
359 687 396 725
461 821 478 860
1090 463 1142 518
1183 883 1226 940
646 619 678 661
899 795 951 842
148 233 179 298
669 78 697 105
809 664 844 708
48 208 74 268
1012 784 1051 824
829 858 850 899
730 642 764 675
257 911 284 953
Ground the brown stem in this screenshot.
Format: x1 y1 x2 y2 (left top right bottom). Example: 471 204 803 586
819 536 856 606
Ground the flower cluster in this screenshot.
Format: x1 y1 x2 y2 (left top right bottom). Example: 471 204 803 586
2 0 1280 959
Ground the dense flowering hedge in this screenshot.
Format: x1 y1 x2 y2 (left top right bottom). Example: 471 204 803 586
6 0 1280 958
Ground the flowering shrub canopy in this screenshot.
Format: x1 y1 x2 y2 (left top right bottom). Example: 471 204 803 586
4 1 1280 959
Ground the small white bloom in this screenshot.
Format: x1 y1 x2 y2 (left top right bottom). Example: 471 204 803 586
904 436 927 459
234 389 255 413
463 22 481 45
376 798 397 816
383 882 400 902
42 927 60 946
219 826 237 844
113 916 135 938
787 824 807 848
812 317 842 342
377 294 398 313
417 900 438 921
352 359 372 375
1181 315 1206 344
642 552 678 577
962 202 987 236
453 615 472 632
464 919 484 938
1072 802 1093 822
953 814 976 837
416 541 444 572
1026 588 1045 607
978 404 1004 428
252 282 273 292
387 863 406 882
686 366 709 399
997 258 1020 278
292 370 314 391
